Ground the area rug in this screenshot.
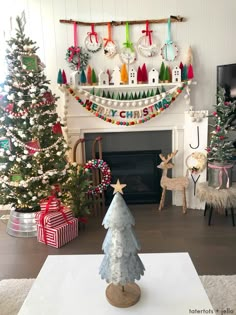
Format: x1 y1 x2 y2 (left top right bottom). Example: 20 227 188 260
0 276 235 314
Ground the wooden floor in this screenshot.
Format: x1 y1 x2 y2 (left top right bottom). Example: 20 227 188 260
0 204 236 280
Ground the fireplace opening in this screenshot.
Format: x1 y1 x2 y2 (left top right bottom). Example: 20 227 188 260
101 150 162 205
84 130 172 205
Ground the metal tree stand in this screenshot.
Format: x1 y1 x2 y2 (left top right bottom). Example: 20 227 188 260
6 210 37 237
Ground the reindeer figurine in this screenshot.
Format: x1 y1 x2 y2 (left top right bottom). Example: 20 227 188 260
157 150 189 214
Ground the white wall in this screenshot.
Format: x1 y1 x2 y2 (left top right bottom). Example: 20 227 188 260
1 0 236 115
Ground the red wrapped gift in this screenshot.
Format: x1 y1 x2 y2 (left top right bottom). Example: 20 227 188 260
35 208 74 228
40 195 61 212
37 218 78 248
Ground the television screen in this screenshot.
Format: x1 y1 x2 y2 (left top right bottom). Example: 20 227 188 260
217 63 236 101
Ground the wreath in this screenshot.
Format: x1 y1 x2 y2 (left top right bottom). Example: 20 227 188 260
185 152 207 174
83 159 111 195
66 46 90 71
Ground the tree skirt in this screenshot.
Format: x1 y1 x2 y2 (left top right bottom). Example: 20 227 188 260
0 276 236 314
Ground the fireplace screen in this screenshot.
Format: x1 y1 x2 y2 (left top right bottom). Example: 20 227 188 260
101 150 162 204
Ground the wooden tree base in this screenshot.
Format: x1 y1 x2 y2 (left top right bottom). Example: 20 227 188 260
105 283 141 308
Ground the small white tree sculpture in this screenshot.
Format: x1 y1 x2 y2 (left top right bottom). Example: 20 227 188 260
99 179 145 307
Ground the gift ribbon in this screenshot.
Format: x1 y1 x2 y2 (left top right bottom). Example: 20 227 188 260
88 23 98 43
123 22 134 51
39 195 72 244
103 22 114 47
142 20 153 45
68 22 80 70
208 163 233 189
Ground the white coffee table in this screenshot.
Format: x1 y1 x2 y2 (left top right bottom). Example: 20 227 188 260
18 253 215 315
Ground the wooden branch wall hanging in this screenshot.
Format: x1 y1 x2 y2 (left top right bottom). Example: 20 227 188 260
59 16 186 26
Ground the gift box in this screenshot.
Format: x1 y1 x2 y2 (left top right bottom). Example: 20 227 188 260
35 208 74 228
40 195 61 212
37 218 78 248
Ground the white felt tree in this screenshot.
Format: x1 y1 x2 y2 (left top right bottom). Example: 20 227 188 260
99 179 145 307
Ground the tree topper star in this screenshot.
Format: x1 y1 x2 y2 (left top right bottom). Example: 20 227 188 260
110 179 127 194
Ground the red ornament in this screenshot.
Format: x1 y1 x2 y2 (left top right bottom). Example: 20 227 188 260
219 136 225 140
6 103 14 111
26 139 40 155
52 122 63 134
42 92 55 104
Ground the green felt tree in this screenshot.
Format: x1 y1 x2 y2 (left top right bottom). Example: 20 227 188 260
0 15 71 212
207 87 236 163
164 65 170 82
91 68 97 84
57 69 63 84
159 62 165 82
80 69 87 84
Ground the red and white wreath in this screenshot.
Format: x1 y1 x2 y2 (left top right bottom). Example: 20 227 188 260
83 159 111 195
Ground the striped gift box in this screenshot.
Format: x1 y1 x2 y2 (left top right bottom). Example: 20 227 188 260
37 218 78 248
40 197 61 212
35 209 74 228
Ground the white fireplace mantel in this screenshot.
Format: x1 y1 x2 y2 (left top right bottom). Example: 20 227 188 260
58 84 208 210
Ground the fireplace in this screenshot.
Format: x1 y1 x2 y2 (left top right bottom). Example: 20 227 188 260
84 131 172 205
102 150 162 204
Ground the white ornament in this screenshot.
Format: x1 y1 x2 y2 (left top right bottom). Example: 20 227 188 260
16 157 21 162
26 163 32 168
29 73 33 77
9 156 15 161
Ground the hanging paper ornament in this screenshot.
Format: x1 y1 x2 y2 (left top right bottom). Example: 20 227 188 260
119 22 136 65
0 137 11 150
137 21 158 57
85 24 102 53
161 18 178 61
103 22 117 58
26 139 40 155
66 22 90 71
52 122 63 134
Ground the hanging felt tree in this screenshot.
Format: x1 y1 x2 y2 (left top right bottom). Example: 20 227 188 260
161 17 178 61
62 70 67 84
159 62 165 82
87 65 92 85
188 64 194 80
120 63 128 84
137 66 143 83
91 69 97 85
52 122 63 134
80 69 87 85
57 69 63 84
141 63 148 83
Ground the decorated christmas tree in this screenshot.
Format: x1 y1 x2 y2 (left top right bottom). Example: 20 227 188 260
0 15 70 212
207 87 236 162
99 179 145 307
